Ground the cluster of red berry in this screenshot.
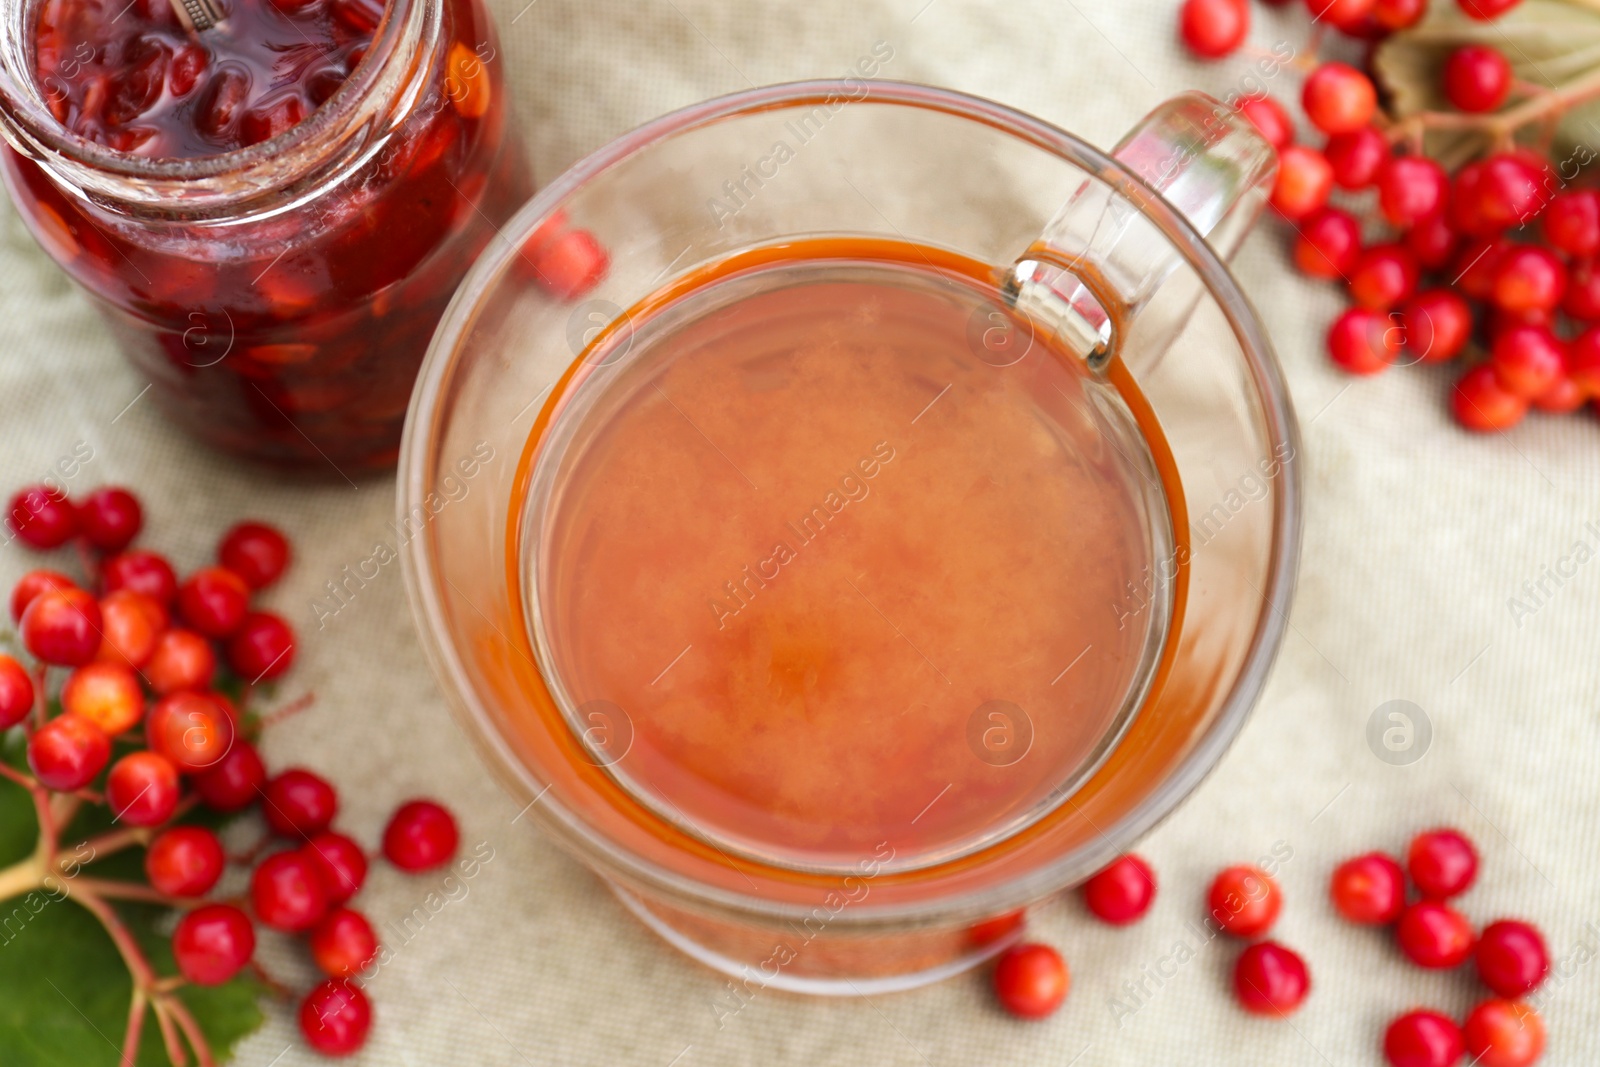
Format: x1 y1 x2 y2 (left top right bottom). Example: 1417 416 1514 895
988 827 1547 1066
1178 0 1600 432
2 483 462 1061
1332 829 1548 1067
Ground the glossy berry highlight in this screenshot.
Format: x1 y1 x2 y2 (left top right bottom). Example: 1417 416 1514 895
1207 864 1282 938
1330 852 1406 924
993 942 1069 1019
173 905 256 986
1232 941 1309 1016
300 979 373 1057
382 799 459 872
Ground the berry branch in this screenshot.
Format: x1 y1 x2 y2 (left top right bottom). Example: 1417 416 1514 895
1387 63 1600 149
3 484 468 1064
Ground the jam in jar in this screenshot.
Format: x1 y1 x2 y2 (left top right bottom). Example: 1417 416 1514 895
0 0 533 471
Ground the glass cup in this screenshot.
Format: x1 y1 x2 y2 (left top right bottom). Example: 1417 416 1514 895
399 81 1301 993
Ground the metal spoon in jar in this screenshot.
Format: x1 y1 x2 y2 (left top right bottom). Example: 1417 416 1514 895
167 0 225 33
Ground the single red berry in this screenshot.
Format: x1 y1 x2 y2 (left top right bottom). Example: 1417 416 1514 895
9 568 75 622
299 979 373 1057
1532 374 1585 414
310 907 380 978
1544 190 1600 258
62 661 145 737
102 549 179 606
1458 0 1523 19
1328 307 1401 374
106 751 180 826
306 831 369 905
21 587 102 666
1476 152 1552 230
1450 161 1496 236
173 904 256 986
76 487 142 552
6 484 77 549
1454 237 1511 301
143 628 217 694
1082 854 1157 925
27 713 111 791
262 768 339 838
225 611 296 681
1570 325 1600 393
218 521 291 589
1400 289 1473 364
145 825 226 896
1377 156 1449 227
1305 0 1376 28
1491 326 1565 400
1178 0 1250 58
382 799 460 871
1404 212 1459 270
1444 44 1512 113
146 691 236 773
176 566 250 638
1475 920 1549 997
1373 0 1427 28
1384 1009 1465 1067
1493 246 1567 314
1329 851 1406 924
1397 900 1476 968
1349 244 1420 310
1325 126 1389 190
1453 365 1528 431
0 654 35 728
1271 145 1334 220
1238 95 1294 149
1294 207 1362 279
993 942 1069 1019
1564 258 1600 322
1414 831 1484 895
522 226 611 300
1232 941 1309 1016
251 848 330 932
192 739 267 812
1303 63 1377 135
967 910 1026 947
93 589 166 670
1463 999 1545 1067
1207 864 1282 938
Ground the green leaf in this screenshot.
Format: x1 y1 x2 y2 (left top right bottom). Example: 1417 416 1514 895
0 735 267 1067
1373 0 1600 167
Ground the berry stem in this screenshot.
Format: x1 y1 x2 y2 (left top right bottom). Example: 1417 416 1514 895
0 853 44 902
74 889 158 986
77 877 197 907
122 988 147 1067
150 997 189 1067
31 663 46 731
1389 63 1600 147
68 823 153 865
0 762 35 789
163 993 217 1067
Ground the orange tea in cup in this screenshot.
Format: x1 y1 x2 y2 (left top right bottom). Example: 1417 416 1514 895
531 237 1186 874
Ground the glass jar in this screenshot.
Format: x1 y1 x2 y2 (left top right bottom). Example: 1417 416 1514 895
0 0 531 473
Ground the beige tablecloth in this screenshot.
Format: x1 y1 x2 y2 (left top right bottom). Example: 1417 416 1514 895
3 1 1598 1064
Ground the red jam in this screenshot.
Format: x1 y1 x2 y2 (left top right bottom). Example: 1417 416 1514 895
6 0 531 470
36 0 379 157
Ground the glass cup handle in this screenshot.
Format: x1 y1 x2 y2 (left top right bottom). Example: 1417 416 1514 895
1005 92 1277 370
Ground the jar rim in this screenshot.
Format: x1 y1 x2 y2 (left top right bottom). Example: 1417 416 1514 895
0 0 435 207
